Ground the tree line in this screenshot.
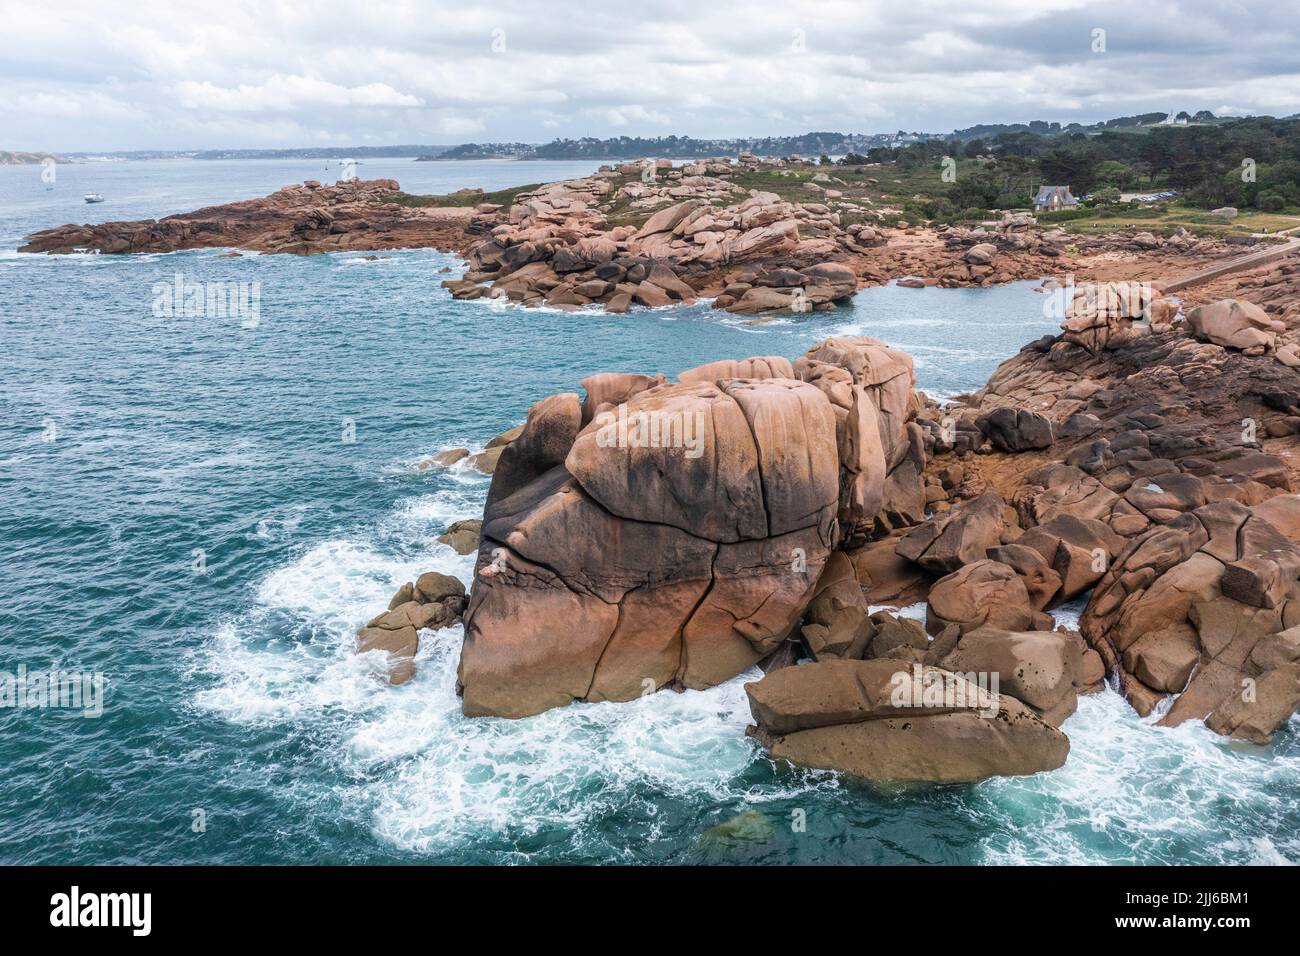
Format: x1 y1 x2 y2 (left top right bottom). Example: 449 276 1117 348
843 116 1300 217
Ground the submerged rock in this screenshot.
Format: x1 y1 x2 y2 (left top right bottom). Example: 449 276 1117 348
700 810 775 845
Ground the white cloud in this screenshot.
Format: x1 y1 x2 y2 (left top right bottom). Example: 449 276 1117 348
0 0 1295 151
603 105 671 127
172 76 422 112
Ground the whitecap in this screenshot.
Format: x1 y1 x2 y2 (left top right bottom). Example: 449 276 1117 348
973 691 1300 865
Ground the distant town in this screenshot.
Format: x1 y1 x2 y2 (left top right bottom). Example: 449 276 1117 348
4 110 1282 166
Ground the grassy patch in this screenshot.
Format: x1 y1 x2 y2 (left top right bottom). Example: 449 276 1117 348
379 183 544 209
1040 202 1300 237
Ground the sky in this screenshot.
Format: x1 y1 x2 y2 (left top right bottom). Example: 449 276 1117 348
2 0 1299 151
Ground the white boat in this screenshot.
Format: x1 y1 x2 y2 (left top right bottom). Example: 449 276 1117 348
84 193 105 203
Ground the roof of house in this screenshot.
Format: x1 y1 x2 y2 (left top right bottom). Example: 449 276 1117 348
1034 185 1078 205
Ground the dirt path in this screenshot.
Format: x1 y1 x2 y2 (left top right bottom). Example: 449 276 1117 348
1163 238 1300 293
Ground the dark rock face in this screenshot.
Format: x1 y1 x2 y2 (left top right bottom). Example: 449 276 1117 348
977 407 1055 452
925 625 1087 726
391 248 1300 772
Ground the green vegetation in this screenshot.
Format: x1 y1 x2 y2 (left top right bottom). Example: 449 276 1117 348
379 115 1300 240
379 183 544 208
528 132 868 160
1037 203 1300 238
0 149 59 164
860 116 1300 224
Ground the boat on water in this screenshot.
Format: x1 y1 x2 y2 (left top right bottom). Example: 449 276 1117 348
84 193 105 203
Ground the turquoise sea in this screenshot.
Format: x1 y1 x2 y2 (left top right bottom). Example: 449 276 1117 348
1 158 1296 865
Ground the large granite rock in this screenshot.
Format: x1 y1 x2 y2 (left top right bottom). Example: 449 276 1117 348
896 492 1012 575
1186 298 1284 354
458 369 843 717
926 625 1085 726
744 659 1069 784
794 336 923 543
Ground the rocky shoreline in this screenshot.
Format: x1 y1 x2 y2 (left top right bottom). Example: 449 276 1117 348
23 161 1300 784
19 177 473 256
380 277 1300 783
21 156 1253 315
402 245 1300 784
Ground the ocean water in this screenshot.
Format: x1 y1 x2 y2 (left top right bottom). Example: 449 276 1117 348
0 160 1296 865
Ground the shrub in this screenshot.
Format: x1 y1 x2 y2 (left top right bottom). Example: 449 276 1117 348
1256 191 1286 212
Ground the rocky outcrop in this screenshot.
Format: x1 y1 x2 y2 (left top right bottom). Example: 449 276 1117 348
794 336 922 544
458 373 843 718
896 493 1013 575
1059 280 1155 353
926 559 1054 635
913 265 1300 744
715 262 859 314
925 625 1088 726
1079 498 1300 741
356 572 467 684
21 179 473 256
452 333 939 719
744 659 1069 784
1186 298 1284 354
976 406 1055 452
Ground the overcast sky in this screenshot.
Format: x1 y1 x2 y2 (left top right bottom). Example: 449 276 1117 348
2 0 1298 151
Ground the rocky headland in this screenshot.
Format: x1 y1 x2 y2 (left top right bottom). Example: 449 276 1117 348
24 157 1300 784
19 177 474 256
400 230 1300 783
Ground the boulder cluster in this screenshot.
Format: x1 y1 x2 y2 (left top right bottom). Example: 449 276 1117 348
356 572 467 685
381 274 1300 784
442 170 875 315
915 285 1300 743
930 213 1071 285
389 335 1145 785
